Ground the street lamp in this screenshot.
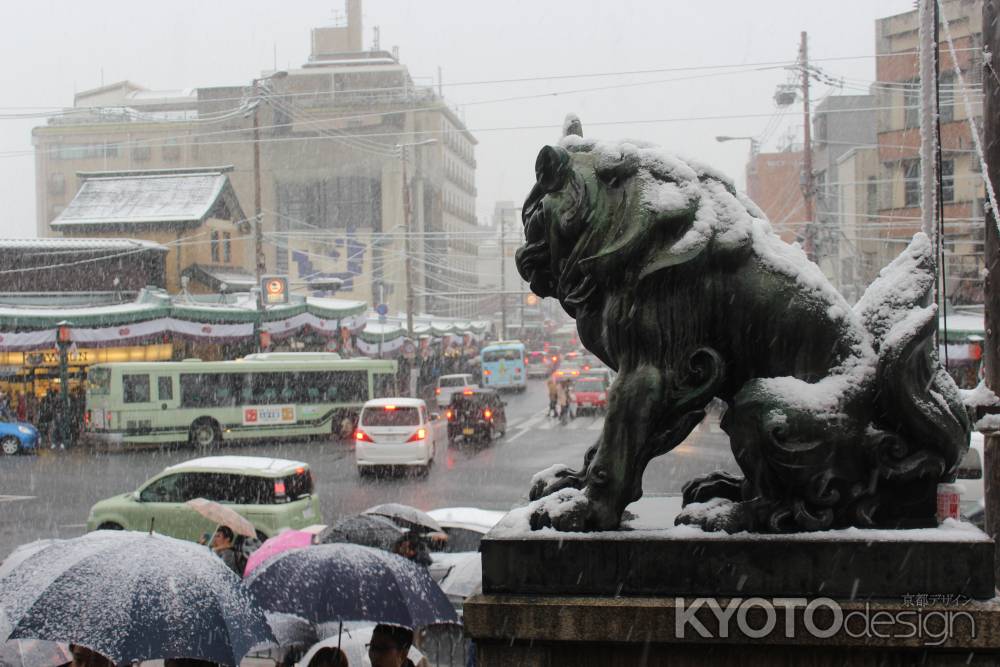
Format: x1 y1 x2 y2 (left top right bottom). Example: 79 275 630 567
56 321 72 449
394 139 438 335
250 70 288 287
715 135 760 156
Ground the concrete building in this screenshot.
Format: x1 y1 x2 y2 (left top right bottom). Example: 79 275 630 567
476 201 537 336
32 0 479 316
810 94 878 299
873 0 984 304
746 148 808 244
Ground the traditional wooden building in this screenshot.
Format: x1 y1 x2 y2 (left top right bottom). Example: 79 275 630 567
51 166 248 292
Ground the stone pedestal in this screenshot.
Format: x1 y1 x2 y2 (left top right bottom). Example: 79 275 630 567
466 519 1000 665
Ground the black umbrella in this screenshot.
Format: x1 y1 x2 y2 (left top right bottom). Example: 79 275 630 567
244 543 458 630
363 503 443 533
0 531 274 666
317 514 405 552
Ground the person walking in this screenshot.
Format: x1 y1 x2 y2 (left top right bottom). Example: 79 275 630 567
546 374 559 418
556 380 571 425
367 624 417 667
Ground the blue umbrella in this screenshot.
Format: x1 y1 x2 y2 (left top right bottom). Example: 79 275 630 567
0 531 274 666
244 543 457 630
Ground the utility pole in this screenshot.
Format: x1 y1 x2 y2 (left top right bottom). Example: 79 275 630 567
252 83 266 286
499 214 507 340
800 31 816 262
401 145 415 335
396 139 437 335
249 71 286 287
981 0 1000 585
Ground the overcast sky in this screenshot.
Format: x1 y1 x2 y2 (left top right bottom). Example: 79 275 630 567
0 0 916 237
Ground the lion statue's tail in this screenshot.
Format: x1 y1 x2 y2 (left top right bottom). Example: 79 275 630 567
854 233 970 483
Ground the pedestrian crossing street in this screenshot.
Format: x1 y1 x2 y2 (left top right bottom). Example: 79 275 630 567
507 408 727 435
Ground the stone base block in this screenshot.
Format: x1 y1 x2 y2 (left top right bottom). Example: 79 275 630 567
465 594 1000 666
481 524 996 599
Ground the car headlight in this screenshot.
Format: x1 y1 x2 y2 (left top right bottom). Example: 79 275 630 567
17 426 34 435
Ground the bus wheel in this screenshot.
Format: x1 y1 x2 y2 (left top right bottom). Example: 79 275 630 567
189 419 221 450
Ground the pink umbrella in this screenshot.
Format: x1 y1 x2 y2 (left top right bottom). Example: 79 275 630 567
243 529 314 577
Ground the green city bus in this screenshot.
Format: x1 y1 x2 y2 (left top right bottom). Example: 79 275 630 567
83 353 398 449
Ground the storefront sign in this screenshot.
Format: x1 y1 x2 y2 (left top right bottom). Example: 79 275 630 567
242 404 296 426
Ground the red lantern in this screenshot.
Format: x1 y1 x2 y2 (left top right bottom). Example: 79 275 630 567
57 324 72 345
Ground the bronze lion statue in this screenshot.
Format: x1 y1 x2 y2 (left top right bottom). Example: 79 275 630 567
517 117 970 533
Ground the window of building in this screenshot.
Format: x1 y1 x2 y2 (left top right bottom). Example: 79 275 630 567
904 80 920 129
940 71 955 123
866 176 878 215
48 172 65 196
210 230 220 262
941 158 954 203
904 161 920 208
132 145 151 161
222 232 232 263
162 139 181 161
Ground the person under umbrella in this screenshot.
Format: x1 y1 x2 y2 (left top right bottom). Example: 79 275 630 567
244 543 457 657
0 531 274 666
317 515 404 553
367 625 416 667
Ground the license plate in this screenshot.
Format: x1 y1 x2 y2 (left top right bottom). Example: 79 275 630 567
463 428 475 435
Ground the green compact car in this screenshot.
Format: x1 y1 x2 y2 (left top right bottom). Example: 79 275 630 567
86 455 322 541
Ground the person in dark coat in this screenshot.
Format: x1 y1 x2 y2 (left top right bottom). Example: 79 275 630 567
209 526 243 574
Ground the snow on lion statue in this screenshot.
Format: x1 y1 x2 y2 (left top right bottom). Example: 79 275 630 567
517 115 970 533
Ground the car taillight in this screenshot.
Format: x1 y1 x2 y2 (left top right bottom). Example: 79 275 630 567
406 428 427 442
435 387 441 395
484 409 493 420
484 369 492 376
463 389 474 395
446 409 453 420
355 429 373 442
274 480 286 497
551 356 558 362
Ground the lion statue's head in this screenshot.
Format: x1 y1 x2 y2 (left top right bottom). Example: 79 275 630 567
516 115 768 318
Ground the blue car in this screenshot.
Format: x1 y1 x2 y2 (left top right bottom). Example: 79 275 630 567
0 418 39 455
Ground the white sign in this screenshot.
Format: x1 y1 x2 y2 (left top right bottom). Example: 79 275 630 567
242 404 296 426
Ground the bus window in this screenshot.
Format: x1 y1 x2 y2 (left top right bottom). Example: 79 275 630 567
373 373 397 398
123 374 151 403
482 349 522 362
88 367 111 395
180 373 242 408
157 377 173 401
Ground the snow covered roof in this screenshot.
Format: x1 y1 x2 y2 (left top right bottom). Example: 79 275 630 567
0 237 167 252
182 264 256 292
51 167 245 230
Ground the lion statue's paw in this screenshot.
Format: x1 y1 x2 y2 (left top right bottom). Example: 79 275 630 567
528 487 620 531
674 497 749 533
681 470 744 505
529 463 584 501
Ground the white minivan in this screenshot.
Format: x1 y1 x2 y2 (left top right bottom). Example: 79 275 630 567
435 374 477 409
355 398 441 475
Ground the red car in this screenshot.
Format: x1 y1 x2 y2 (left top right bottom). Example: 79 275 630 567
574 375 609 414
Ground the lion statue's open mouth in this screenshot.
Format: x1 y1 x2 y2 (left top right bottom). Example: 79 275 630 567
516 114 970 534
